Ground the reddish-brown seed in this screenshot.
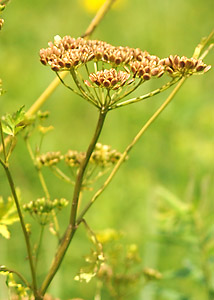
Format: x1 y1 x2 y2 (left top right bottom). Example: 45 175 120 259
143 73 151 80
151 68 159 76
103 80 111 88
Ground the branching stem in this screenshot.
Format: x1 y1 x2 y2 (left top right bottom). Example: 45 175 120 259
109 77 181 110
40 108 107 295
77 77 187 223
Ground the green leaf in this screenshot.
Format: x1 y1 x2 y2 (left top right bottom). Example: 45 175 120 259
1 106 26 136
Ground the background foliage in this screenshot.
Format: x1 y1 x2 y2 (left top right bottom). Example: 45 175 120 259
0 0 213 299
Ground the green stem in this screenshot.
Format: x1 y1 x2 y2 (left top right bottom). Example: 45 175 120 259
56 72 83 98
0 159 38 296
40 109 107 295
70 109 107 227
26 138 51 200
77 77 187 224
35 225 45 271
111 78 142 104
70 68 99 107
0 266 30 288
109 77 181 110
40 224 74 295
37 170 50 199
51 165 74 184
0 120 6 161
81 0 117 38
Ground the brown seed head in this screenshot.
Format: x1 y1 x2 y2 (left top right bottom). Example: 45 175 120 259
37 151 62 167
163 55 211 77
89 68 130 89
65 150 85 167
129 55 164 80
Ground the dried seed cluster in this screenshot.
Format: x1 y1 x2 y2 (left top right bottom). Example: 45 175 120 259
36 151 63 167
23 197 68 218
40 35 210 81
64 143 122 168
40 36 150 71
89 68 130 89
38 144 122 169
64 150 86 167
90 143 122 167
130 57 164 81
161 55 211 77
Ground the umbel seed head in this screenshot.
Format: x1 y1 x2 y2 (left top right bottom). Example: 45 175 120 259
161 55 211 77
40 35 211 78
89 68 130 89
40 35 211 110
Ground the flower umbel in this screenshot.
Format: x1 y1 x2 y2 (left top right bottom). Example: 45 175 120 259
40 36 211 110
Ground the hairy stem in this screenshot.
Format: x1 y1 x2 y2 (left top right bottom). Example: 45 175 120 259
77 77 187 223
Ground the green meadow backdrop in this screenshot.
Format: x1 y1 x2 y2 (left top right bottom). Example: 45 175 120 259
0 0 213 299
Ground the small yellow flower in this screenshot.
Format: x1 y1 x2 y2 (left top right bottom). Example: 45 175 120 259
80 0 126 13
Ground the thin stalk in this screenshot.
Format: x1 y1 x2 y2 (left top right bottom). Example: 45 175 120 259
0 266 30 288
40 109 107 295
51 165 74 184
85 64 100 102
55 72 83 98
77 68 99 104
109 77 181 110
193 30 214 59
51 210 61 242
199 43 214 61
0 120 6 161
35 225 45 271
25 72 68 118
26 138 51 200
77 77 187 224
37 170 50 199
70 69 99 107
0 159 38 295
111 78 142 104
82 0 117 38
40 224 74 295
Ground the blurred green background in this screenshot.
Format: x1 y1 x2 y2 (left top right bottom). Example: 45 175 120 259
0 0 213 299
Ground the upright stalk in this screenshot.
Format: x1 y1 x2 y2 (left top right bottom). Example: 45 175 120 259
0 160 38 296
40 108 107 295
